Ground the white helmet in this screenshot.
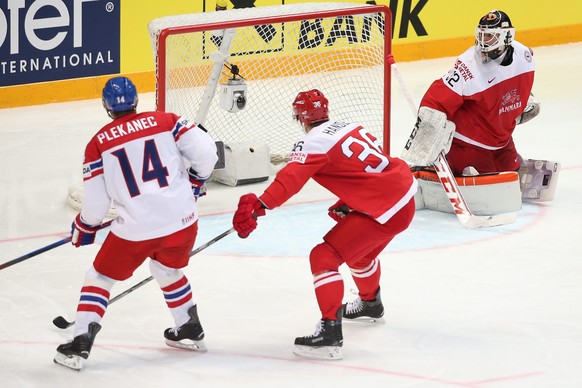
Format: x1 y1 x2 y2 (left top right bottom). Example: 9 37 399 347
475 10 515 63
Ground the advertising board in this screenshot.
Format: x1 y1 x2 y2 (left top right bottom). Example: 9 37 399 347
1 0 581 107
0 0 120 87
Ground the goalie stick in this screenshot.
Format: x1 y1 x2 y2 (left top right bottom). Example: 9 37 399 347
52 227 236 329
389 56 516 228
432 152 517 228
0 220 114 271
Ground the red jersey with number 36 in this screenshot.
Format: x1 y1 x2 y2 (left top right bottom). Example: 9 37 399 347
259 121 417 224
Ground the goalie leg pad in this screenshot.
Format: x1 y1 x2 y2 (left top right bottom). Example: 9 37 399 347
413 170 522 215
413 184 425 210
520 159 560 202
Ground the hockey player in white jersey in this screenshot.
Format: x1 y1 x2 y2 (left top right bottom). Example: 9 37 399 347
53 76 218 370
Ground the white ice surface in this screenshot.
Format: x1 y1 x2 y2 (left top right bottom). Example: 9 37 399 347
1 43 581 387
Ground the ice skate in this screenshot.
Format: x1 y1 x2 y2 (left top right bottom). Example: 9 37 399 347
343 288 385 323
164 305 207 352
53 322 101 371
293 310 343 361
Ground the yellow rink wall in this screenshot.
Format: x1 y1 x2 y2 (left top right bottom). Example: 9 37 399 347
1 0 581 108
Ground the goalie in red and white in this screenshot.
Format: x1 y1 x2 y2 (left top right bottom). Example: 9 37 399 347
401 9 559 207
232 89 417 361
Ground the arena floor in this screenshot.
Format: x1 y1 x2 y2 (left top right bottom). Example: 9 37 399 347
1 42 581 387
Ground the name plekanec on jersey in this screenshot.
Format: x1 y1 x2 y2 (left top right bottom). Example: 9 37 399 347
97 116 158 144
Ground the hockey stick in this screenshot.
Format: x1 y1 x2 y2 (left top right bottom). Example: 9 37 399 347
432 153 517 228
52 227 236 329
389 57 516 228
0 220 114 271
52 276 153 330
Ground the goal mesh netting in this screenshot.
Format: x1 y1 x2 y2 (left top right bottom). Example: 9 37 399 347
148 2 391 163
68 3 391 213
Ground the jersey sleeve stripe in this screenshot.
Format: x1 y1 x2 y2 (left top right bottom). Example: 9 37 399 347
83 159 104 181
172 122 193 141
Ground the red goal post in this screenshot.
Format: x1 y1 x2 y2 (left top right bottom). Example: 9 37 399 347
148 3 392 162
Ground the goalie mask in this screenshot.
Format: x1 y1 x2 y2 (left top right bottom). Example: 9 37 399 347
102 76 139 115
475 10 515 63
292 89 329 127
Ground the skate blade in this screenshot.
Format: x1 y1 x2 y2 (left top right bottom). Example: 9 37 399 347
53 353 83 371
344 315 385 324
165 338 208 352
293 345 343 360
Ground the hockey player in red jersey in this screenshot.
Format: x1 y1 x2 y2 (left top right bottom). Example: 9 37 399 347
232 89 417 360
408 10 540 176
54 77 218 370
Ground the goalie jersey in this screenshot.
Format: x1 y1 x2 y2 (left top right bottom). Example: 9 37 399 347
81 112 218 241
420 41 535 150
259 121 417 224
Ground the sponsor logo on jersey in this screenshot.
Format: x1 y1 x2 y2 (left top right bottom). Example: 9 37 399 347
182 211 196 225
288 151 307 164
454 60 474 81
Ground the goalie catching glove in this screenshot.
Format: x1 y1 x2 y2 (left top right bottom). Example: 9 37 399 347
188 168 208 199
233 193 267 238
71 214 100 247
401 106 455 166
516 92 540 125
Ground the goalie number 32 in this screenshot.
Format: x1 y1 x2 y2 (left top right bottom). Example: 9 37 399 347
341 128 389 172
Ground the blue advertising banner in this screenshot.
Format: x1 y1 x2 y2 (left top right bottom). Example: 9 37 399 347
0 0 120 87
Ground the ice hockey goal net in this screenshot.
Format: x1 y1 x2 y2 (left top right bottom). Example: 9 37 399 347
148 2 392 163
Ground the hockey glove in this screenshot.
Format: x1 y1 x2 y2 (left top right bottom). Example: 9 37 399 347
516 93 541 125
328 200 351 222
71 214 100 247
188 168 208 199
233 193 267 238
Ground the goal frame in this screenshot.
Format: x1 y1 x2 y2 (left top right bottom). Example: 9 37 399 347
152 4 393 152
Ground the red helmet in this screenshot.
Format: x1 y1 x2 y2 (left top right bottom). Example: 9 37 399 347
292 89 329 125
